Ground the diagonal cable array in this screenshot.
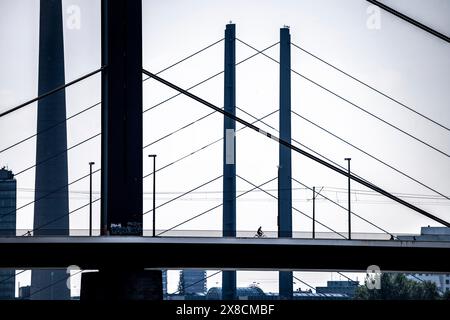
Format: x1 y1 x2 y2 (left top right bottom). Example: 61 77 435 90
235 106 369 184
23 197 101 236
141 68 450 227
1 39 227 232
293 275 322 295
143 41 279 114
170 271 222 295
290 42 450 132
236 38 449 158
291 177 395 238
143 110 217 149
143 175 223 216
143 109 278 179
157 177 277 236
27 40 276 233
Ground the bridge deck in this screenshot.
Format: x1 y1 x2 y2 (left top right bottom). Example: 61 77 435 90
0 237 449 272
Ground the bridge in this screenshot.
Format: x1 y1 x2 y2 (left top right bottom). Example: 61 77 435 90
1 237 450 273
0 0 449 300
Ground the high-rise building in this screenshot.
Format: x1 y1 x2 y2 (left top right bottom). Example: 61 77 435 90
0 167 16 300
31 0 70 300
179 270 207 295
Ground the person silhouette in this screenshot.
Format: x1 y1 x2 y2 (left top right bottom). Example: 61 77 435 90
256 226 264 238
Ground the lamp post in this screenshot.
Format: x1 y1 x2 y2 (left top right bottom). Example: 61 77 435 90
344 158 351 240
312 186 315 239
148 154 157 236
89 161 95 236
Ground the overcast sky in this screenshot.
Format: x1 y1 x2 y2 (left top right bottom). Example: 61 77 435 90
0 0 449 295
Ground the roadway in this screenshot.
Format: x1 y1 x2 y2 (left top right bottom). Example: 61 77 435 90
0 236 449 272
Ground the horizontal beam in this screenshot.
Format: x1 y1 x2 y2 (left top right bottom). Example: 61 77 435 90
1 237 449 272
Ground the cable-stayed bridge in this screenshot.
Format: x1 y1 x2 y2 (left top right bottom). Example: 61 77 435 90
0 0 449 300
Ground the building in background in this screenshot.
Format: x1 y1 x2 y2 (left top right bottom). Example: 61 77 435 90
398 227 450 294
178 270 207 295
19 286 31 300
206 286 266 300
316 280 359 298
0 167 16 300
407 273 450 293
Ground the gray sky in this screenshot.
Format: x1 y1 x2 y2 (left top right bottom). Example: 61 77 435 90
0 0 449 295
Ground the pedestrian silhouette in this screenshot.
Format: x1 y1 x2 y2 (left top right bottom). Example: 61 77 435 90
256 226 264 238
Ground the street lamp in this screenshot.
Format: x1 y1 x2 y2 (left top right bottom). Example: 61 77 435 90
312 186 315 239
148 154 157 237
344 158 351 240
89 161 95 236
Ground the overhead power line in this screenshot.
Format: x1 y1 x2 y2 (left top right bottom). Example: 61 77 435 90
144 110 216 149
237 174 346 239
291 42 450 131
14 133 101 177
143 175 223 215
1 169 101 221
26 198 100 235
142 109 278 180
142 68 450 227
291 177 396 238
232 107 396 237
27 270 83 299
